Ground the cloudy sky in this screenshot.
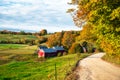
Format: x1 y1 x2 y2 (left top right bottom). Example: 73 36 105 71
0 0 80 32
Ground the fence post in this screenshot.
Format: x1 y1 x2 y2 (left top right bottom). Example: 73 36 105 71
55 63 57 80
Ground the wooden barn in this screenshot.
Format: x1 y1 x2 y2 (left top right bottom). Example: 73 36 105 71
38 46 65 58
38 48 57 58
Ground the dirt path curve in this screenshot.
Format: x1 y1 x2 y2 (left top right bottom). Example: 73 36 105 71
77 53 120 80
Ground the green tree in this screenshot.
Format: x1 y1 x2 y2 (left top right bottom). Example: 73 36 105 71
20 31 26 35
40 29 47 35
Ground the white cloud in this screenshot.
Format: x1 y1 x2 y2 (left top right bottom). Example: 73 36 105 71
0 0 79 32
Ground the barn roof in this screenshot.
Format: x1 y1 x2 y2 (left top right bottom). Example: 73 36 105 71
53 46 64 51
42 48 57 53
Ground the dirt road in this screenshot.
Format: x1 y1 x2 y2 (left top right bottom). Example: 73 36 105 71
77 53 120 80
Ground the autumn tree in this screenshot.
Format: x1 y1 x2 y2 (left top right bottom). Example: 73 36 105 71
62 31 76 49
46 32 64 47
68 0 120 60
76 23 97 42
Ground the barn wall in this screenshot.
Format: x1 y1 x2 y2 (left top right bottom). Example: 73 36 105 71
45 52 57 57
38 50 45 57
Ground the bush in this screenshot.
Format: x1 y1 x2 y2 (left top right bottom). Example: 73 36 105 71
63 52 68 56
57 52 62 57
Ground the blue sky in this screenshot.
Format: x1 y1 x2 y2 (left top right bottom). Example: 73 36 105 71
0 0 80 32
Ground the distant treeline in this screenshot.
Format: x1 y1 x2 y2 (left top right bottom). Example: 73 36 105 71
0 30 33 35
0 29 48 36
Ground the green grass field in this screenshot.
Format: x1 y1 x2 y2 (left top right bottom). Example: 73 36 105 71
0 44 37 64
0 44 90 80
0 54 90 80
0 44 27 50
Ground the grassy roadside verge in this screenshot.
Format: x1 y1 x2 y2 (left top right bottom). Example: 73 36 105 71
102 54 120 66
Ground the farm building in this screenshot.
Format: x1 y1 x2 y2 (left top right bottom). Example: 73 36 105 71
38 48 57 57
38 46 65 58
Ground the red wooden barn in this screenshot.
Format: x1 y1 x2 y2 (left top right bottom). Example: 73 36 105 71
38 48 57 58
38 46 65 58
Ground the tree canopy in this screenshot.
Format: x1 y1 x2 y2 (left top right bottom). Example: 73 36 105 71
69 0 120 56
62 31 76 49
39 29 47 36
46 32 63 47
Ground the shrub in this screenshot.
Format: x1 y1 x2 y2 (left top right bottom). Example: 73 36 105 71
57 52 62 57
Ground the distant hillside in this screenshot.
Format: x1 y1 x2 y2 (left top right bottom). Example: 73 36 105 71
0 33 48 45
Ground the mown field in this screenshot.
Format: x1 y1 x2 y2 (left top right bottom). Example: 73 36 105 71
0 44 37 65
0 44 90 80
0 44 27 50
